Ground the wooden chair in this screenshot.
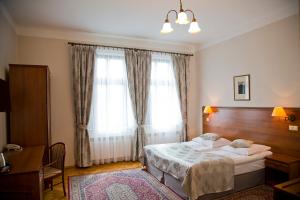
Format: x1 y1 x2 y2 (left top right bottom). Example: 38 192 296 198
43 142 66 196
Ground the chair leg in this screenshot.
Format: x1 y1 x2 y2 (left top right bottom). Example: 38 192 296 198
62 174 66 196
50 179 53 191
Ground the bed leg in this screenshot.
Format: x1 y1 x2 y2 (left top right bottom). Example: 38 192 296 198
161 172 165 184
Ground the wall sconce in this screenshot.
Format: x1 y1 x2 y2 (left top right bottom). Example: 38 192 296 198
271 106 296 122
203 106 214 122
203 106 213 114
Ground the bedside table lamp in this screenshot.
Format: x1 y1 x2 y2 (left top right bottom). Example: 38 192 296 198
272 106 296 122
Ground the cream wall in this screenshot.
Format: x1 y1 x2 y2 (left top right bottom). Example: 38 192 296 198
18 37 75 166
187 54 201 139
0 6 17 151
193 15 300 136
17 36 197 166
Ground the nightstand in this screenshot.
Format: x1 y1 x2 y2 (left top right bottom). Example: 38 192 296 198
265 153 300 186
274 178 300 200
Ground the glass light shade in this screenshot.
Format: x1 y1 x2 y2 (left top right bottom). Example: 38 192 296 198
161 22 174 34
271 107 287 117
203 106 213 114
189 21 201 34
177 11 189 24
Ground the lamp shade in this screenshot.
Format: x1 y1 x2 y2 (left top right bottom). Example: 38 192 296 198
188 20 201 34
203 106 213 114
161 21 174 34
271 107 287 117
177 11 189 24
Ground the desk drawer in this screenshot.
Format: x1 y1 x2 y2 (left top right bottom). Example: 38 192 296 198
266 160 289 172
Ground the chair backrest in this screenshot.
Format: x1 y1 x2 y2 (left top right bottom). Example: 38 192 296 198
49 142 65 170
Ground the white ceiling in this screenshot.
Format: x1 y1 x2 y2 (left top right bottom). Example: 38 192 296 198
1 0 299 48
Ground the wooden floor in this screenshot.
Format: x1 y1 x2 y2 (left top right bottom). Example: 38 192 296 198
44 161 142 200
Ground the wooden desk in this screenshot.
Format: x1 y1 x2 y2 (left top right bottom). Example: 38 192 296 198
0 146 45 200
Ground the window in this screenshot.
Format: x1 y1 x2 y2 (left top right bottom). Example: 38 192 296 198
146 54 182 144
88 50 182 163
88 49 135 136
88 49 135 164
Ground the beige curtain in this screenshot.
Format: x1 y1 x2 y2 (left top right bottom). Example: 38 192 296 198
125 49 151 161
172 54 190 142
71 45 96 167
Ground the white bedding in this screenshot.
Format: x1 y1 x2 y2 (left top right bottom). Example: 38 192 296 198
188 141 273 175
144 141 235 199
210 148 272 165
235 159 265 175
146 141 272 175
208 149 271 174
184 141 213 151
145 141 272 199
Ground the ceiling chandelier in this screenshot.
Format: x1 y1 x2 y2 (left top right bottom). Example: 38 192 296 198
161 0 201 34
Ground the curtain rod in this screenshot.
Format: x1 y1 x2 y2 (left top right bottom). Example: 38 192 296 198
67 42 193 57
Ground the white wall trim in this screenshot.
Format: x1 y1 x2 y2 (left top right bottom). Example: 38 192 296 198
16 26 197 54
0 2 17 33
197 3 298 51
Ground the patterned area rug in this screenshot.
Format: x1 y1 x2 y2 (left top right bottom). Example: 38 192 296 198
68 169 182 200
216 185 273 200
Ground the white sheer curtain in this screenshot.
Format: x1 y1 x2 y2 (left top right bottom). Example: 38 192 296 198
145 53 182 145
88 48 136 164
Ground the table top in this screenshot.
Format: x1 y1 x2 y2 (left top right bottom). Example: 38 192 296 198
266 153 300 164
2 145 45 175
275 178 300 197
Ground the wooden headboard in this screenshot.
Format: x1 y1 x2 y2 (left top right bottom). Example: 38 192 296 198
203 107 300 158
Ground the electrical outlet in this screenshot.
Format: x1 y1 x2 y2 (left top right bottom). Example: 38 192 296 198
289 125 298 132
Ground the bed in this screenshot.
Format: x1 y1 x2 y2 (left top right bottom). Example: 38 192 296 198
143 106 300 199
144 140 272 200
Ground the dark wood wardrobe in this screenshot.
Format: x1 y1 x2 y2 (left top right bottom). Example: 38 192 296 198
9 64 51 161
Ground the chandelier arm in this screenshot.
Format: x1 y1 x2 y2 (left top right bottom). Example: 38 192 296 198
165 9 178 20
184 9 196 20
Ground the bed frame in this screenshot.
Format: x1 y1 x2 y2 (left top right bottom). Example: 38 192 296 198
145 107 300 199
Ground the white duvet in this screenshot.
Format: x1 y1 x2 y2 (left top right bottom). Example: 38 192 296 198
144 141 272 199
210 149 272 165
186 140 272 165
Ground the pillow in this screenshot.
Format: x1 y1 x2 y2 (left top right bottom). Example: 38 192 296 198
193 137 231 148
192 136 206 144
221 144 271 156
230 139 253 148
199 133 220 141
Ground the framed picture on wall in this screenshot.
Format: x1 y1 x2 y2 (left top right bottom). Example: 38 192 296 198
233 74 250 101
